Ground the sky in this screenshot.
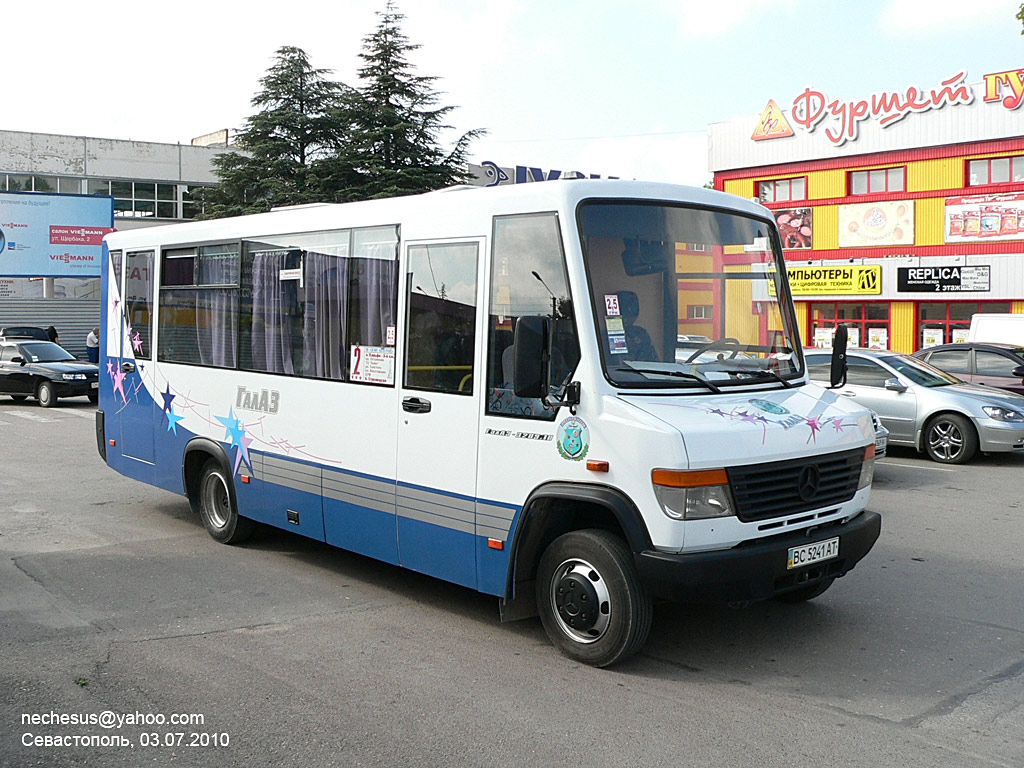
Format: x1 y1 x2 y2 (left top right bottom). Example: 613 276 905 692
4 0 1021 186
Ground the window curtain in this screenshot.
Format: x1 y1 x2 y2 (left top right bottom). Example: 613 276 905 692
303 251 349 379
250 249 298 374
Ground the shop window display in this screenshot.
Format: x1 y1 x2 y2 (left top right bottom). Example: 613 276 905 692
917 302 1011 348
810 302 890 349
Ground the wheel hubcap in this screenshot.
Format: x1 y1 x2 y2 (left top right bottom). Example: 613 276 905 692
550 558 611 643
201 472 230 528
929 422 963 460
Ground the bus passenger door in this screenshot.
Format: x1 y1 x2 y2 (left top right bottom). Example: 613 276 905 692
396 239 484 589
118 250 157 465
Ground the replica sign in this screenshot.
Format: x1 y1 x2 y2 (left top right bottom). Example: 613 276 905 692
897 266 991 293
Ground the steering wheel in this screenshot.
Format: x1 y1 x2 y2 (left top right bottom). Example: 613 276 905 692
684 337 741 363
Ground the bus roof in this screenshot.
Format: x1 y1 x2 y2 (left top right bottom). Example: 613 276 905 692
103 179 771 250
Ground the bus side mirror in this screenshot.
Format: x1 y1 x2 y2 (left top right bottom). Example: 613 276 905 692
829 325 848 388
513 316 548 398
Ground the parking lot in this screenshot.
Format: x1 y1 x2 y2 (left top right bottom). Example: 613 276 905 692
2 397 1023 767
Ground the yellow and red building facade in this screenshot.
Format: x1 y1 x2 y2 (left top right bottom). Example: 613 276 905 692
709 67 1024 352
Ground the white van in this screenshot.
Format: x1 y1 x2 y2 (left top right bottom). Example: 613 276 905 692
968 313 1024 344
97 180 880 666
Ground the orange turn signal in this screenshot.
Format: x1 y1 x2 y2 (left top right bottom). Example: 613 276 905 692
240 475 251 484
864 444 876 460
487 538 504 550
651 468 728 488
586 460 609 473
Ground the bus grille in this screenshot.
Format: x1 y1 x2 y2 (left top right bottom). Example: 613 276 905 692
726 448 863 523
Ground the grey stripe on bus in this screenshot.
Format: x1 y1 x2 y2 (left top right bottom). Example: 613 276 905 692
397 485 475 514
475 523 510 541
396 498 475 526
322 482 396 510
475 502 516 522
322 488 397 517
323 468 395 495
397 505 476 535
475 513 513 537
322 474 395 500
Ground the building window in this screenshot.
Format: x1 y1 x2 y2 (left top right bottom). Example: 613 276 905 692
849 167 904 195
757 177 806 204
687 304 713 319
918 301 1011 348
810 302 890 349
968 155 1024 186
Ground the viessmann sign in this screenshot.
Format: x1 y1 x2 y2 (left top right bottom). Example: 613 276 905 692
0 192 114 278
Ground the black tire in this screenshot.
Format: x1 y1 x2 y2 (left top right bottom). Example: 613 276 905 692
196 458 255 544
924 413 977 464
87 391 98 404
9 395 27 402
775 576 835 603
36 381 57 408
536 529 652 667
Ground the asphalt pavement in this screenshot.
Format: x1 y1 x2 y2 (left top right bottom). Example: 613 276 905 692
1 397 1023 767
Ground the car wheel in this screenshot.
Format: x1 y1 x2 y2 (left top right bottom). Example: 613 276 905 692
536 529 652 667
196 458 255 544
36 381 57 408
9 395 27 402
775 577 835 603
924 413 977 464
87 391 98 404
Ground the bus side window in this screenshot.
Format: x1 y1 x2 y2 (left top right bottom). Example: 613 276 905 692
486 213 579 419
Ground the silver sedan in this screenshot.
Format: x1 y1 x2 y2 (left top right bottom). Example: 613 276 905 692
805 348 1024 464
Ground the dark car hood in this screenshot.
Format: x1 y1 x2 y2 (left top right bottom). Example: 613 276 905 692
27 361 100 375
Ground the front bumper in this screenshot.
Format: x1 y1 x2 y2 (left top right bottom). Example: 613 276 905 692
636 510 881 603
53 379 99 397
976 420 1024 453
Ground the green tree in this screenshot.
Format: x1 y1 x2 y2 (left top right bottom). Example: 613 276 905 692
195 46 354 218
1018 3 1024 33
345 1 483 199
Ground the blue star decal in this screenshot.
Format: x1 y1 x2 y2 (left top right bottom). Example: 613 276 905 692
161 384 176 414
215 407 245 449
166 407 184 435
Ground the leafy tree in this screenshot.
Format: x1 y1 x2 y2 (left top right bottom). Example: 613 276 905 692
345 1 484 199
194 46 354 218
1018 3 1024 33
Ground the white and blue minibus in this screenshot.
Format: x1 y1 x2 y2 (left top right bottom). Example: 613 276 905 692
97 180 880 666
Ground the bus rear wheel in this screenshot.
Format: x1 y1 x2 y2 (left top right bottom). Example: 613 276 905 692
536 529 652 667
197 458 255 544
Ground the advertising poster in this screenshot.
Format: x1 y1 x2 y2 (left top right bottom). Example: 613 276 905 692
921 329 945 348
896 265 990 293
867 328 889 349
774 208 813 250
944 192 1024 243
837 201 914 247
0 191 114 277
787 265 881 295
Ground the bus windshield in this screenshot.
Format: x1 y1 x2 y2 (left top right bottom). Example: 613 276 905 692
578 201 802 389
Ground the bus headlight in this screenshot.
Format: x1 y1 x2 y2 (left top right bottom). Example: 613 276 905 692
858 444 876 490
651 468 736 520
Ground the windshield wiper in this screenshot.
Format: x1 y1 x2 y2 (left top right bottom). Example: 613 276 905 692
612 367 721 393
744 368 794 388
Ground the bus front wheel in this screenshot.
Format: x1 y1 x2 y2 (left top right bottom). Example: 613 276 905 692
197 459 255 544
536 529 652 667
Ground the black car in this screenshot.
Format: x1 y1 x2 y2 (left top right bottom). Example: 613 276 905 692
0 340 99 407
0 325 49 341
912 342 1024 395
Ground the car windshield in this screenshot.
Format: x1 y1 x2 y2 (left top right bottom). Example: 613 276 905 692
578 201 802 389
18 342 76 363
882 354 960 387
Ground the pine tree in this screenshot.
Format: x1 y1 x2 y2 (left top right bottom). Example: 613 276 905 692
345 2 483 199
194 46 354 218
